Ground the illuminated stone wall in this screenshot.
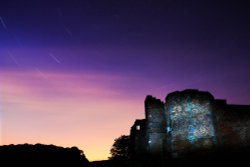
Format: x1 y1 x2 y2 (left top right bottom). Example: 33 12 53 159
165 90 217 156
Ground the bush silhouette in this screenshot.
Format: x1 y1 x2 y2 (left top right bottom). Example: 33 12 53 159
0 144 89 166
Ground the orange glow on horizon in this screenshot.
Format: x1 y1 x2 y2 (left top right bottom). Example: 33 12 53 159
0 70 144 161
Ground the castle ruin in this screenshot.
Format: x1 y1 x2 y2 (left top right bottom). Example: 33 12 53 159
130 89 250 158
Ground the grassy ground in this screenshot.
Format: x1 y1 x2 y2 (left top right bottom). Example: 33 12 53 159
91 148 250 167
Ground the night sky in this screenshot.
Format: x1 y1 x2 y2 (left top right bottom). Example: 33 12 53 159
1 0 250 161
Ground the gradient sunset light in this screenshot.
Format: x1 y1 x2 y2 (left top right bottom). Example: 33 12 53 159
1 0 250 161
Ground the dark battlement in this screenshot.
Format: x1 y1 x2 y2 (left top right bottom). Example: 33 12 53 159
145 95 164 107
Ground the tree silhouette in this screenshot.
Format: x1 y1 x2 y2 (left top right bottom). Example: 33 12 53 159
109 135 131 160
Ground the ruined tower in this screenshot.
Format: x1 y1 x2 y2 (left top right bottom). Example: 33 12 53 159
165 90 217 156
145 96 165 156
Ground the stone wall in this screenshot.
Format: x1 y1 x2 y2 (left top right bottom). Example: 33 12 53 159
130 119 147 157
214 103 250 148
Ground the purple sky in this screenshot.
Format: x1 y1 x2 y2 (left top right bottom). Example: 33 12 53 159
1 0 250 160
